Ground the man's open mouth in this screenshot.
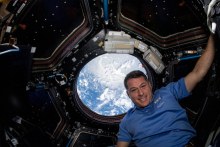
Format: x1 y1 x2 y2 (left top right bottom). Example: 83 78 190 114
140 97 146 101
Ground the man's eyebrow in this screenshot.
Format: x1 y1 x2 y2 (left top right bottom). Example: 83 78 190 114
141 81 147 85
129 87 137 90
141 82 147 85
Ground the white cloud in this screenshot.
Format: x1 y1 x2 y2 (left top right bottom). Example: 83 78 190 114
110 108 119 116
114 90 133 111
95 88 115 112
83 79 88 87
81 54 146 90
85 100 92 107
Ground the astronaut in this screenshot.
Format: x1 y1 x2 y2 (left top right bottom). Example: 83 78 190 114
117 34 215 147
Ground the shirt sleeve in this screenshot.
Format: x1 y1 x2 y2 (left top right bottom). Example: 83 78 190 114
118 118 132 143
165 77 190 101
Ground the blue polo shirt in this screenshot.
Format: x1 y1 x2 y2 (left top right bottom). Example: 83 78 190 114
118 78 196 147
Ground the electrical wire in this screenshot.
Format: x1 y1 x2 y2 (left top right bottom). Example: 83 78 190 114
66 139 73 147
48 74 68 85
0 43 20 55
10 128 20 136
22 119 35 126
194 97 209 128
211 128 218 145
199 0 204 5
210 115 220 145
36 84 45 89
103 0 108 24
4 129 14 138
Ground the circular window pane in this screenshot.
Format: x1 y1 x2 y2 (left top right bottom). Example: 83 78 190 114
77 54 147 116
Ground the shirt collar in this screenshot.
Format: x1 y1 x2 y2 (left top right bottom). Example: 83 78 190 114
132 105 141 112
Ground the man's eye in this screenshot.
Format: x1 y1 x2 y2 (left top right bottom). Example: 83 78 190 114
142 85 146 88
131 89 136 92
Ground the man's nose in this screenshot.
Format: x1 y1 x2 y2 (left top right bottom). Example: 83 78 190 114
138 88 144 96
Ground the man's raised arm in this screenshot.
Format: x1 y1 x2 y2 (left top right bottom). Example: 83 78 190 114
185 34 215 93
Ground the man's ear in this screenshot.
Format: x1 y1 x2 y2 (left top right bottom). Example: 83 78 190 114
126 91 130 99
148 81 152 90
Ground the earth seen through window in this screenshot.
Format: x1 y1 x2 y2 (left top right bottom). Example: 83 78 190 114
77 54 147 116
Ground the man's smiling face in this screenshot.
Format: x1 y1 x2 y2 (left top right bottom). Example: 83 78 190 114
126 76 153 108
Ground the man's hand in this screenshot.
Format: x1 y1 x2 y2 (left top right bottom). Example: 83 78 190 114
185 34 215 93
116 141 130 147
